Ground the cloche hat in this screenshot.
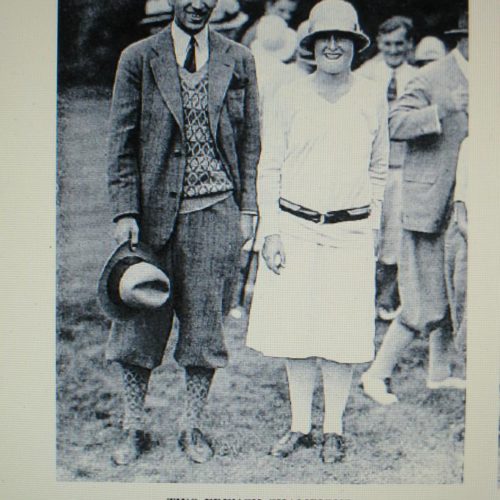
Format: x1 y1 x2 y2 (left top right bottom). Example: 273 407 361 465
414 36 446 63
296 20 316 63
251 15 298 63
300 0 370 56
97 241 170 321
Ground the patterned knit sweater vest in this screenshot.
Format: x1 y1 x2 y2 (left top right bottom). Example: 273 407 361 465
179 65 234 198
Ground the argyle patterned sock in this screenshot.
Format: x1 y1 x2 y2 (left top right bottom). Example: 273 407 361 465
120 362 151 430
183 366 215 429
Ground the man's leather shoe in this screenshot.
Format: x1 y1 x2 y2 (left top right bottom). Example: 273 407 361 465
111 429 152 466
178 428 214 464
270 431 313 458
360 372 398 405
321 433 346 463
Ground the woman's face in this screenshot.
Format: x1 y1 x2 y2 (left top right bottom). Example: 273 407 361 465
314 33 354 75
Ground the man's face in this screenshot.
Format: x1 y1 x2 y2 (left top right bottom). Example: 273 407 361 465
267 0 297 24
171 0 218 34
377 27 412 68
314 33 354 75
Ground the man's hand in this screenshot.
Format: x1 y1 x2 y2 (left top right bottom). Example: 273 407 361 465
438 88 468 119
262 234 286 275
114 216 139 250
240 214 256 244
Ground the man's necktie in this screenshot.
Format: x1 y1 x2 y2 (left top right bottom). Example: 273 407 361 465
184 36 196 73
387 70 397 102
387 71 398 102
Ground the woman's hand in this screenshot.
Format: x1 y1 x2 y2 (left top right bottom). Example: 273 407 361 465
262 234 286 275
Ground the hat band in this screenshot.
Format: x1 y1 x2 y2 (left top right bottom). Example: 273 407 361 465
310 28 365 41
108 256 143 307
301 26 370 54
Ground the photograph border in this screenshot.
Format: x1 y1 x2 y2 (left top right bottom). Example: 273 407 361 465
1 0 500 498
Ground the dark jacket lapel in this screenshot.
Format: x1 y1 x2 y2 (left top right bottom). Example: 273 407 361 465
150 27 184 130
208 30 234 140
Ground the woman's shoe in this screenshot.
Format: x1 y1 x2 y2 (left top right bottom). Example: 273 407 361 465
321 433 346 463
270 431 313 458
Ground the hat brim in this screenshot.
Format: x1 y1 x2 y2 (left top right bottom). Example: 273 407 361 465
300 29 370 57
97 241 167 321
444 29 468 36
297 49 318 65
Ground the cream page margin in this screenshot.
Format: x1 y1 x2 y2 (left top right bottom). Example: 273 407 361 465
1 0 499 499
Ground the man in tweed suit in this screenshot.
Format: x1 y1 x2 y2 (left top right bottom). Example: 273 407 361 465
355 16 418 321
361 9 468 404
106 0 260 464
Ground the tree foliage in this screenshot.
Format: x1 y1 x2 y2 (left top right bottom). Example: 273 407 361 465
58 0 147 86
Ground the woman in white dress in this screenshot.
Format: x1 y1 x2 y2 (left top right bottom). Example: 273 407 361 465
246 0 389 463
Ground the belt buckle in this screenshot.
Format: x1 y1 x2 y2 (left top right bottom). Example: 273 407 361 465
318 213 326 224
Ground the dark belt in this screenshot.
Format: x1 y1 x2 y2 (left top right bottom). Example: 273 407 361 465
279 198 371 224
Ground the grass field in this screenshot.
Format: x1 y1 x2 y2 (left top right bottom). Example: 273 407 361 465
56 86 465 483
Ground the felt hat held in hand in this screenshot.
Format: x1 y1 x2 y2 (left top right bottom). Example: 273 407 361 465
98 241 170 321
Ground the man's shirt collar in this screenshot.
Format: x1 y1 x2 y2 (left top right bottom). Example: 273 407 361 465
171 21 210 69
384 60 409 76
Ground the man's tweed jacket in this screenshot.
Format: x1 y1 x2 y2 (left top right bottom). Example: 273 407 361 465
389 52 468 233
107 26 261 249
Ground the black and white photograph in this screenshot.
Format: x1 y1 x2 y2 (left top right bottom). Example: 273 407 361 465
53 0 475 485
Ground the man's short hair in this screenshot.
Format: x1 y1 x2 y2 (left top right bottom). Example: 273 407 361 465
378 16 414 40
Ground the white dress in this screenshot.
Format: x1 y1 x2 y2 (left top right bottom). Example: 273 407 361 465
246 74 389 363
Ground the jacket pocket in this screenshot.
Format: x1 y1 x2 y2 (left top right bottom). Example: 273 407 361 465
403 167 437 184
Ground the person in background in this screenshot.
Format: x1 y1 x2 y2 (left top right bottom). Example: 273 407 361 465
413 36 447 67
445 136 468 358
142 0 175 35
356 16 418 321
209 0 249 40
361 10 468 404
241 0 299 46
247 0 388 462
251 15 297 108
414 32 458 382
287 19 317 79
106 0 260 464
265 0 298 23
